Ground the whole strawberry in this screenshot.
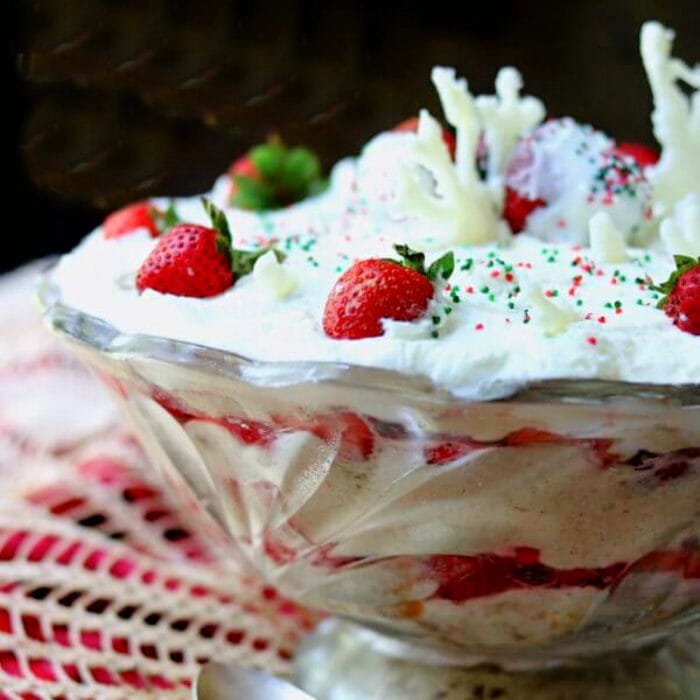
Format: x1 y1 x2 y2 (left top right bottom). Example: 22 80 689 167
323 244 453 340
103 202 160 240
103 201 180 240
503 187 546 233
228 136 326 211
655 256 700 335
613 142 659 169
136 199 275 298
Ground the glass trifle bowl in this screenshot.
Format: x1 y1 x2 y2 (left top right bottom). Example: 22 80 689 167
40 275 700 698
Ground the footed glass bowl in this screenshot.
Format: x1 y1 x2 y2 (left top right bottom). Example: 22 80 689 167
41 274 700 697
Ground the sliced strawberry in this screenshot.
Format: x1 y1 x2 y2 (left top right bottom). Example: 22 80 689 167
425 440 482 466
214 416 275 447
263 535 297 565
428 551 627 603
103 202 160 240
275 412 375 461
502 427 564 446
151 389 198 423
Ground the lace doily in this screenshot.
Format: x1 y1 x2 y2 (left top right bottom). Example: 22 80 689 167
0 263 319 699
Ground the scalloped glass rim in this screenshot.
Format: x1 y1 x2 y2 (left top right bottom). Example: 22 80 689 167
38 265 700 406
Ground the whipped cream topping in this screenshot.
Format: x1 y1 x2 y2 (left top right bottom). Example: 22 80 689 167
50 21 699 399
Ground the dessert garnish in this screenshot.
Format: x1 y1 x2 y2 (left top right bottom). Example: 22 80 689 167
394 66 544 246
653 255 700 334
641 22 700 212
103 201 179 240
659 194 700 257
136 199 280 298
228 135 326 211
393 116 456 158
323 244 454 340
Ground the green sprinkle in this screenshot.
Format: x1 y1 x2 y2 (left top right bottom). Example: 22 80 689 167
480 286 490 294
431 330 439 339
432 315 440 325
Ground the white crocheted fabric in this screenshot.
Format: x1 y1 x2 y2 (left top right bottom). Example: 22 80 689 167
0 263 319 700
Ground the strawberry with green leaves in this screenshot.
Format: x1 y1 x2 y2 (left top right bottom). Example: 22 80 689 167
136 199 279 298
103 201 179 240
654 256 700 335
323 244 454 340
228 136 326 211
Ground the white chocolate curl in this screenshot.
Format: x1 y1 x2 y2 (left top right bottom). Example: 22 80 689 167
476 67 546 179
394 70 497 246
394 66 542 247
252 251 298 300
659 193 700 257
589 212 630 263
522 282 579 337
641 22 700 213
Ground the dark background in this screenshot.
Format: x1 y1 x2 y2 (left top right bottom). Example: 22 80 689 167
8 0 700 274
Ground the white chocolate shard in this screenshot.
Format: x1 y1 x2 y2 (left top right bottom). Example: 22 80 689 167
393 68 501 246
641 22 700 213
659 193 700 257
475 67 545 179
253 251 298 300
522 282 579 337
589 212 630 263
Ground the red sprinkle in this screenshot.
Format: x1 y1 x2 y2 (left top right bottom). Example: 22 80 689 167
587 336 598 345
475 323 485 331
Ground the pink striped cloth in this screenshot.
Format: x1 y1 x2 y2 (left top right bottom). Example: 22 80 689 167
0 263 318 700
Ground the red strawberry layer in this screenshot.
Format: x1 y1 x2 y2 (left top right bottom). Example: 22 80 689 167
425 427 617 467
428 550 627 603
428 545 700 604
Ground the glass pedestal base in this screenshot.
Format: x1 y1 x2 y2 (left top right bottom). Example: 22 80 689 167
295 619 700 700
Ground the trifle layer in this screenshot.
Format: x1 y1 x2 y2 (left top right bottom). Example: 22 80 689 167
62 345 699 661
43 18 700 666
